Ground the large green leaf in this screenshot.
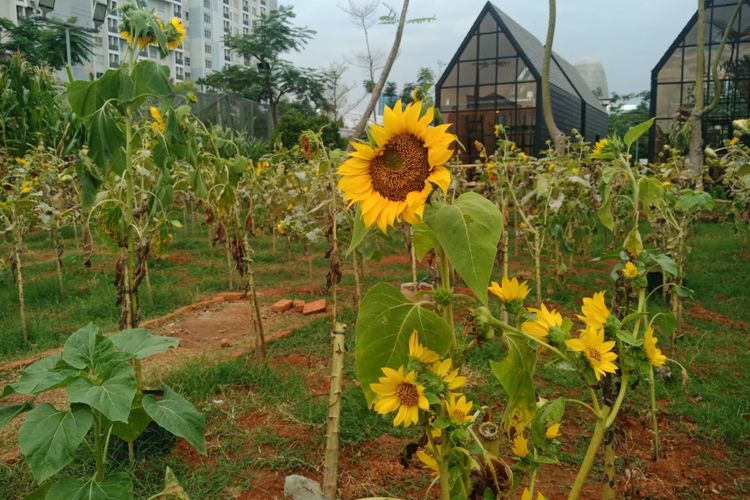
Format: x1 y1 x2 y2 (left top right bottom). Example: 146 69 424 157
110 329 179 360
87 106 125 176
489 334 537 432
67 80 101 118
623 118 654 148
675 190 714 212
355 283 453 403
345 206 370 256
63 324 110 370
143 386 206 454
597 196 615 232
412 222 437 260
638 177 664 205
12 353 76 395
0 402 32 428
425 192 503 304
19 403 93 483
45 471 133 500
66 355 136 423
111 396 151 444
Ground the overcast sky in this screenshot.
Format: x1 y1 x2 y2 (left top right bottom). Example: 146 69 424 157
284 0 693 121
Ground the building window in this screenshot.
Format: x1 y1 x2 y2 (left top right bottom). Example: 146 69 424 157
176 67 184 80
204 0 211 8
96 36 104 47
205 44 212 54
224 49 231 62
173 5 182 17
108 1 117 10
260 6 266 15
206 59 212 69
205 29 212 38
185 12 190 21
204 13 211 23
224 20 230 34
108 36 119 50
185 72 191 79
243 27 249 35
108 18 119 34
243 0 249 11
185 56 191 66
175 51 184 65
224 6 230 19
109 53 120 67
243 13 249 25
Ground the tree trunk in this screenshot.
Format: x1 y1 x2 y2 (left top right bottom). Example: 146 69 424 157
688 0 706 183
349 0 410 144
542 0 565 155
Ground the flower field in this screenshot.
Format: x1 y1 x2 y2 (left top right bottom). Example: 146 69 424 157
2 2 750 500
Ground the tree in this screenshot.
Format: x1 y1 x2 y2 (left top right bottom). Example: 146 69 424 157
609 91 650 162
340 0 385 92
199 7 324 129
323 62 355 124
541 0 565 154
0 17 94 69
274 101 344 150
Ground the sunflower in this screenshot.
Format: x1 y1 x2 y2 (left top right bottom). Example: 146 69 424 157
643 327 667 367
408 330 440 364
429 358 467 391
521 303 563 342
622 261 639 279
565 326 618 381
521 488 547 500
511 434 529 458
168 17 186 50
445 393 474 424
370 366 429 427
415 449 440 476
488 276 530 303
121 30 153 49
337 100 455 232
545 422 561 439
21 181 32 194
592 138 609 157
577 291 610 331
149 106 166 133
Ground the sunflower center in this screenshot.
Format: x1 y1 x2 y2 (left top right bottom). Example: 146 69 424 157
587 347 601 362
397 382 419 407
370 133 431 201
451 409 466 421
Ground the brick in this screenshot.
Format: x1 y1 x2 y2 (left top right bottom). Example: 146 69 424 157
271 299 294 313
217 292 244 301
303 298 327 315
293 300 305 313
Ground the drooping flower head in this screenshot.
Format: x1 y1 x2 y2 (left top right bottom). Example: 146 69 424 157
565 326 618 381
511 433 529 458
643 327 667 367
622 261 639 279
577 291 610 331
149 106 166 133
445 393 474 424
167 17 186 50
521 303 563 342
408 330 440 364
415 449 440 477
488 276 530 303
545 422 561 439
338 100 455 232
370 366 429 427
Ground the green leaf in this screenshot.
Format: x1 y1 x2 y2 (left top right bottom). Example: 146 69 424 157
623 228 643 257
616 330 644 346
675 190 714 212
151 467 189 500
12 353 76 395
66 354 136 423
412 222 437 260
67 80 101 118
651 312 677 339
143 386 206 454
424 192 503 304
132 60 172 100
355 283 453 403
111 397 151 444
345 206 370 256
649 253 678 276
530 398 565 448
490 334 537 432
45 471 133 500
110 329 179 360
623 118 654 148
0 402 33 428
19 403 93 483
63 323 109 370
87 106 125 176
597 196 615 232
638 177 664 205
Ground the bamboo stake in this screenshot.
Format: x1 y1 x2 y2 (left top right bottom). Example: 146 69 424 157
15 235 28 343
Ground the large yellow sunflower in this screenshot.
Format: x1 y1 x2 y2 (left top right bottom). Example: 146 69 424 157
338 100 455 232
370 366 429 427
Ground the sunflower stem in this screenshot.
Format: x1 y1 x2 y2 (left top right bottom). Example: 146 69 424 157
568 414 608 500
436 244 455 344
649 364 661 460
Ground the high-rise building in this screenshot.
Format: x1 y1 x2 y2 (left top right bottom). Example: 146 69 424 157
5 0 277 83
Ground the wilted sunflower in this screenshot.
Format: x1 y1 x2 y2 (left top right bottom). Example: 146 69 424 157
338 100 455 232
149 107 166 133
511 434 529 458
622 261 639 279
415 449 440 476
545 422 561 439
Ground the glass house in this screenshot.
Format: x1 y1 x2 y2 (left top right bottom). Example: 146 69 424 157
435 2 608 160
650 0 750 160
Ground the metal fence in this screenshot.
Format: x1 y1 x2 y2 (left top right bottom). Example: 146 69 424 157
191 92 271 140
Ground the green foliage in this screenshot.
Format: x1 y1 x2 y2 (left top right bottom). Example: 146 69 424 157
274 101 344 149
490 335 537 432
0 17 95 69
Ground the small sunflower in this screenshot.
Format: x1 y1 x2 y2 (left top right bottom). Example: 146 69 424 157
511 434 529 458
488 276 530 303
408 330 440 364
338 100 455 232
643 327 667 367
21 181 32 194
592 138 609 158
545 422 561 439
494 124 504 137
565 326 618 381
445 393 474 424
429 358 467 391
415 449 440 476
167 17 186 50
370 366 429 427
577 291 610 331
622 261 639 279
521 303 563 342
149 106 166 133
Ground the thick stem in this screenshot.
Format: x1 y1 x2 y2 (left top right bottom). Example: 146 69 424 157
436 244 455 344
688 0 706 182
649 365 661 460
15 235 28 343
226 240 234 290
409 226 418 292
603 437 617 499
568 416 608 500
144 259 153 305
322 325 346 497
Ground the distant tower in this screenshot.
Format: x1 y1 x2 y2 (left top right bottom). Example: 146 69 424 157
574 58 609 109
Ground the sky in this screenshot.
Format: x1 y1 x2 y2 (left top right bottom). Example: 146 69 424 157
285 0 694 123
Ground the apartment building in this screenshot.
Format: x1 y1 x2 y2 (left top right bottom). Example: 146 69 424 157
4 0 277 83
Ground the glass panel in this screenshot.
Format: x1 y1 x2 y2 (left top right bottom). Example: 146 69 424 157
741 4 750 41
655 83 682 118
457 86 476 110
440 87 458 111
443 64 458 86
496 83 516 107
682 82 699 108
476 85 496 109
684 17 713 46
497 33 516 58
478 33 497 59
682 46 710 81
479 13 497 33
516 108 536 126
497 58 517 83
710 5 742 45
459 61 476 86
460 35 478 61
657 48 682 82
517 82 536 107
478 60 495 85
517 60 535 81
